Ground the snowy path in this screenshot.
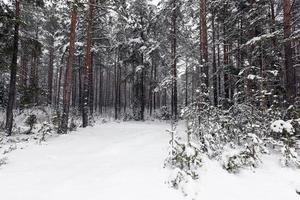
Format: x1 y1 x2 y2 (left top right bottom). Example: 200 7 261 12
1 121 300 200
0 121 183 200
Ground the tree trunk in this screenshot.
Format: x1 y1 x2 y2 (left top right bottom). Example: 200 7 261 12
89 52 94 115
20 47 28 87
211 9 217 105
5 0 20 136
217 22 223 105
56 57 64 109
48 37 54 105
185 56 188 106
59 4 77 134
223 22 229 102
82 0 94 127
140 67 145 120
200 0 208 85
283 0 296 104
114 49 118 120
29 52 38 104
99 64 103 114
171 0 178 119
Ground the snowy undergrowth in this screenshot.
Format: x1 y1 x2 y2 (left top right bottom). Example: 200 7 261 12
165 103 300 199
0 108 79 168
165 131 300 200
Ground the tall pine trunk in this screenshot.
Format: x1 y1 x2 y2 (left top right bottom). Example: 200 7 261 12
114 49 118 120
82 0 94 127
283 0 296 104
59 4 77 134
200 0 208 86
5 0 20 136
211 9 217 105
48 37 54 105
171 0 178 119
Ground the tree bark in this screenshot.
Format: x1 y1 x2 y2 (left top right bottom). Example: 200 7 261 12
185 56 188 106
171 0 178 119
20 46 28 87
211 9 217 105
82 0 95 127
48 37 54 105
114 49 118 120
5 0 20 135
200 0 208 85
59 4 77 134
283 0 296 104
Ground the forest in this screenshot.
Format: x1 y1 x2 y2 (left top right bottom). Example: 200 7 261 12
0 0 300 199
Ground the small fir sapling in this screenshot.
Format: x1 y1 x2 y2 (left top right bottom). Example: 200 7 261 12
271 120 300 167
160 106 171 120
69 118 78 131
24 114 37 134
51 111 61 131
37 122 54 142
222 133 268 173
165 121 202 188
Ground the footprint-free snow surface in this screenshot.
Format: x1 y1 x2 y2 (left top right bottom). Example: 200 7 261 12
0 121 183 200
0 121 300 200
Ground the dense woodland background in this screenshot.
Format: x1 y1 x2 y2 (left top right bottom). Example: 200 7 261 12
0 0 299 135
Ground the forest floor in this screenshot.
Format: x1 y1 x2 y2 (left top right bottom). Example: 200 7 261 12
0 121 299 200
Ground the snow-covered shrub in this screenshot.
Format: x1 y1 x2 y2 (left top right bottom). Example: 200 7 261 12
0 120 4 131
167 168 187 189
280 145 300 167
36 122 54 143
270 119 300 167
165 140 202 179
159 106 171 120
0 157 8 167
9 107 52 135
2 144 17 154
167 167 199 198
69 118 78 131
24 114 37 134
223 150 257 173
223 133 269 173
123 112 135 121
165 122 202 189
51 110 61 130
270 120 294 136
177 103 300 173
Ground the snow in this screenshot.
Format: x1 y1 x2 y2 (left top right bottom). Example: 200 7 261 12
0 121 299 200
247 74 262 80
185 146 196 157
268 70 279 76
244 32 278 47
192 156 300 200
128 37 143 44
150 0 160 5
271 120 295 134
0 121 183 200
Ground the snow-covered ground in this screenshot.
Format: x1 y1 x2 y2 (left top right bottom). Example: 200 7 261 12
0 121 299 200
0 121 183 200
194 156 300 200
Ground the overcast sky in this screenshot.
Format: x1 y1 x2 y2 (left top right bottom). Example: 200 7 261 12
2 0 161 6
150 0 160 5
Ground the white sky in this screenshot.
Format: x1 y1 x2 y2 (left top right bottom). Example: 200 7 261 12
151 0 160 5
1 0 160 6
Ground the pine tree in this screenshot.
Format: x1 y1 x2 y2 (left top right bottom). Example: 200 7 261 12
82 0 95 127
5 0 20 136
59 1 78 134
